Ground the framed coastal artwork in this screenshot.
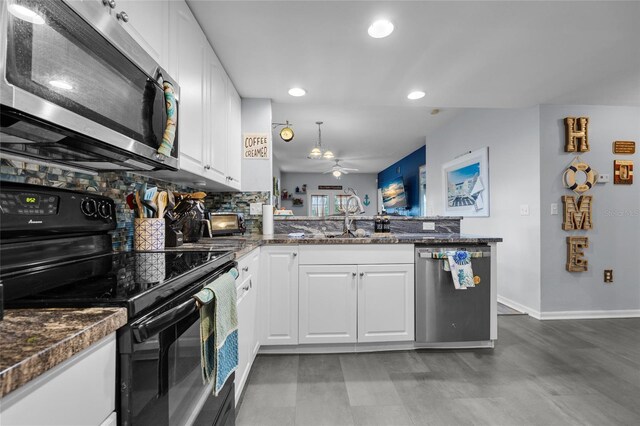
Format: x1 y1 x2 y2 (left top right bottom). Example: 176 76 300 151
442 147 490 217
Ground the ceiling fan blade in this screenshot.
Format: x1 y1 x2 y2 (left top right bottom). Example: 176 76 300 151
342 170 350 174
342 167 359 171
322 170 332 174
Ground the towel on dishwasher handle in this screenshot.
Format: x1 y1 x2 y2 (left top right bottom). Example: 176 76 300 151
192 267 239 395
447 251 475 290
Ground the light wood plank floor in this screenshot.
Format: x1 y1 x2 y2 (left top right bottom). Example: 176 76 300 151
236 316 640 425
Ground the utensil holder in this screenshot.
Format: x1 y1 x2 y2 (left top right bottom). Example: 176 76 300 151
134 218 165 251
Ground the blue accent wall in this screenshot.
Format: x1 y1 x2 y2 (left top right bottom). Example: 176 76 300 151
377 145 425 216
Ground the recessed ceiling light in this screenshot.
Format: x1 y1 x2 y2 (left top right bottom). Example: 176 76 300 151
288 87 306 97
368 19 394 38
8 4 45 25
49 80 73 90
407 91 425 100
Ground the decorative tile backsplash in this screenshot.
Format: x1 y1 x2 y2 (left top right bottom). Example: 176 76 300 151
204 191 271 235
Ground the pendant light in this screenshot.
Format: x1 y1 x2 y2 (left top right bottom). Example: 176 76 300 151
308 121 334 160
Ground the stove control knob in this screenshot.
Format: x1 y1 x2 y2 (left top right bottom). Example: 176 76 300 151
98 201 112 219
81 198 97 217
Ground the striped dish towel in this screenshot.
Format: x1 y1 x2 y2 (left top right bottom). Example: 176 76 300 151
192 268 239 395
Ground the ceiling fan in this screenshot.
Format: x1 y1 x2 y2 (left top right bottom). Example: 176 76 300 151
323 160 359 178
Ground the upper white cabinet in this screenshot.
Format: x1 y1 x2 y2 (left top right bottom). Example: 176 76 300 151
205 49 229 184
260 246 299 346
112 0 170 71
299 265 358 344
358 264 414 343
226 82 242 188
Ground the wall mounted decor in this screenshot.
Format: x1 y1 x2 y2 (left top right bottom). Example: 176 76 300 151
442 147 490 217
613 141 635 154
566 236 589 272
564 117 590 152
563 159 597 194
613 160 633 184
562 195 593 230
243 133 270 159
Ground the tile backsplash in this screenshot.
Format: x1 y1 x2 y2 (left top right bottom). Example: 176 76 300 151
1 159 270 250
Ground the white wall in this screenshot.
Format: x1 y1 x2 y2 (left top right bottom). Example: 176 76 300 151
241 98 272 192
539 105 640 315
426 107 542 315
280 172 378 216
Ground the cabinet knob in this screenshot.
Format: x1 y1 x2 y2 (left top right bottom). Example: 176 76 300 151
359 272 364 277
242 266 249 272
117 11 129 22
102 0 116 9
352 272 356 277
292 252 297 257
243 284 250 291
204 165 211 170
249 279 253 289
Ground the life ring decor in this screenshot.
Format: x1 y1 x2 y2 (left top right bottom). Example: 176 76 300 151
563 160 597 194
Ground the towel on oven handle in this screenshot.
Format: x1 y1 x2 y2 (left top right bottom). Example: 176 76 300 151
193 267 239 395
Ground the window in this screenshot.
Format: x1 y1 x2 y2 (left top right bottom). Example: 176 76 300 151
310 195 329 217
334 194 351 213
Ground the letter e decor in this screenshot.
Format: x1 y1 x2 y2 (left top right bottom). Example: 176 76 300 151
567 236 589 272
562 195 592 230
564 117 590 152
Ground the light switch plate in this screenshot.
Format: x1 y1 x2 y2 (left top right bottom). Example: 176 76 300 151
597 173 610 183
551 203 558 215
422 222 436 231
250 203 263 215
520 204 530 216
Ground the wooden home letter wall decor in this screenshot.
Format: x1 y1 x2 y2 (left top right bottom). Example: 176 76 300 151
614 160 633 184
567 236 589 272
562 195 593 230
564 117 590 152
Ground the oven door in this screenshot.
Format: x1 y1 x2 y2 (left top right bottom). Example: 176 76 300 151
120 269 236 426
0 0 178 171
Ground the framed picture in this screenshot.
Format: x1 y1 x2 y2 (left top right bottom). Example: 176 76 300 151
442 147 490 217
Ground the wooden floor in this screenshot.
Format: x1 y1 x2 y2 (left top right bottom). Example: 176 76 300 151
236 316 640 425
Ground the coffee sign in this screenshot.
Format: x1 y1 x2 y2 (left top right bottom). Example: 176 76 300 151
243 133 270 159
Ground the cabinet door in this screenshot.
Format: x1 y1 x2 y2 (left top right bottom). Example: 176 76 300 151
260 247 298 345
170 1 206 174
247 249 261 359
235 282 251 402
226 81 242 189
207 50 228 182
113 0 169 70
299 265 358 344
357 264 415 343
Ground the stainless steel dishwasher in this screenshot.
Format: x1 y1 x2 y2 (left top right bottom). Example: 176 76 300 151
415 246 491 343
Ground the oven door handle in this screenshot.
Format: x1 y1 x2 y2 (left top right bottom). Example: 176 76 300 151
132 298 197 343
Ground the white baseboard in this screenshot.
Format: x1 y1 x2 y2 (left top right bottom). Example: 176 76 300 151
497 295 541 319
539 310 640 320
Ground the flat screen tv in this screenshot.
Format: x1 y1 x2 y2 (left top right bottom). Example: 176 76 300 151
381 177 408 209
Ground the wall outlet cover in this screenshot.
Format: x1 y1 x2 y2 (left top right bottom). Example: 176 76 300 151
520 204 530 216
250 203 263 215
550 203 558 215
422 222 436 231
597 173 610 183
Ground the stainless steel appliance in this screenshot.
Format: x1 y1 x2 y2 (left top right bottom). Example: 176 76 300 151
209 213 246 236
1 183 235 426
0 0 179 172
415 245 491 343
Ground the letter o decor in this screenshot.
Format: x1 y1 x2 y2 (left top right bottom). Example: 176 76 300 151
563 161 597 194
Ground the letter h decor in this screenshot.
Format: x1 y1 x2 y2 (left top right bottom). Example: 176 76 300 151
561 195 592 230
564 117 589 152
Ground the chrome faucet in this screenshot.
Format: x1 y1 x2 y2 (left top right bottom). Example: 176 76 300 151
342 188 366 237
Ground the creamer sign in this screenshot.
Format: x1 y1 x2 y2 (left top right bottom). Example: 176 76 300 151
243 133 270 159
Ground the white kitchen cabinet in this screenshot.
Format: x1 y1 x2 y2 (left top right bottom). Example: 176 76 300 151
358 264 415 343
260 246 299 346
112 0 170 71
226 81 242 189
298 265 358 344
205 49 229 183
0 334 116 426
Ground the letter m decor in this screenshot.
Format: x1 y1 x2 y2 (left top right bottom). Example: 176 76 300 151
562 195 593 230
564 117 589 152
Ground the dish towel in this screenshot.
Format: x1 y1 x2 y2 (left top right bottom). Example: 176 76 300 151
447 251 475 290
192 268 239 396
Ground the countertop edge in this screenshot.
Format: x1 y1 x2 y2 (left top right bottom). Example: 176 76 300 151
0 308 127 398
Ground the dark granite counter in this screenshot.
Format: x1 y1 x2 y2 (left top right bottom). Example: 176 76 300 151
0 307 127 398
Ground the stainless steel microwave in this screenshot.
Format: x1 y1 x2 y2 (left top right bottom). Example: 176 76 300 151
0 0 179 172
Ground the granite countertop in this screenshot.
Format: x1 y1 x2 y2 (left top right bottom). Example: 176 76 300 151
0 307 127 398
179 233 502 256
274 215 463 221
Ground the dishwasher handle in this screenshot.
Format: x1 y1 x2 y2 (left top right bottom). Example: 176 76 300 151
418 251 490 259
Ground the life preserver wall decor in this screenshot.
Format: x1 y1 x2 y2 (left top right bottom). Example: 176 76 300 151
563 159 597 194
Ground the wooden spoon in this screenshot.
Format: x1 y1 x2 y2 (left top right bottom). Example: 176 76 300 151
135 191 145 218
157 191 168 219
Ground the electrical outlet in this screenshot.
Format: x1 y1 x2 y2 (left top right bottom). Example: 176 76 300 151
422 222 436 231
598 174 610 184
520 204 530 216
249 203 263 215
604 269 613 283
550 203 558 215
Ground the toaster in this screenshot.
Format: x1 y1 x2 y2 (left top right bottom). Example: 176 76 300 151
208 213 246 236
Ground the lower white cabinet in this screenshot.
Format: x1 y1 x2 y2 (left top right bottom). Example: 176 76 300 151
260 246 299 346
0 334 116 426
358 264 415 343
299 265 358 344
